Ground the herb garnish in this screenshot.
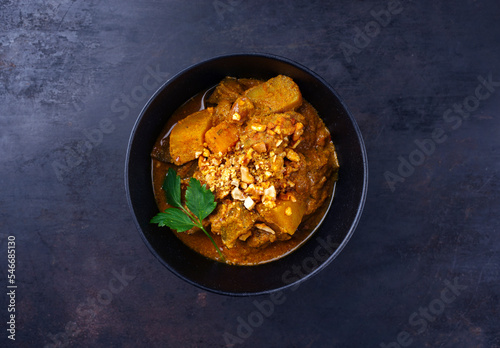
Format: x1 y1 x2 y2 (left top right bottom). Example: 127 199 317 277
150 168 224 260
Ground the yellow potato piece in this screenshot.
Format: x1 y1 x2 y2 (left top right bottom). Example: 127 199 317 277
245 75 302 113
258 199 307 235
169 108 213 165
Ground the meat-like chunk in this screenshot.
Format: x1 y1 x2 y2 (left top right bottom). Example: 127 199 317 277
246 228 277 248
207 77 244 104
209 201 258 249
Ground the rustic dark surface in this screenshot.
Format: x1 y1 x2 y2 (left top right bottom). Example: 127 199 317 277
1 0 499 347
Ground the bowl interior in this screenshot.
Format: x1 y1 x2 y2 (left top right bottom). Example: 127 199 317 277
125 53 368 296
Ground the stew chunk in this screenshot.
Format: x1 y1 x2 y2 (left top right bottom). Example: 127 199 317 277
258 199 307 236
209 201 258 249
169 108 214 165
245 75 302 113
205 121 239 155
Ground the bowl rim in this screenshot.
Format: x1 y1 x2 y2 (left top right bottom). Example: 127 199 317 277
125 52 368 296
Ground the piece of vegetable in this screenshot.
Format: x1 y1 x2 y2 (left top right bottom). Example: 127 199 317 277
150 168 224 260
258 199 307 235
169 108 214 165
204 121 239 154
245 75 302 113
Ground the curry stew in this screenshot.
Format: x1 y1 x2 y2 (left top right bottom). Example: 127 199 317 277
151 75 339 265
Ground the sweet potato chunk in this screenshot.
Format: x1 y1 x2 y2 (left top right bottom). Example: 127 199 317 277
258 199 307 235
205 121 239 154
169 108 213 165
245 75 302 113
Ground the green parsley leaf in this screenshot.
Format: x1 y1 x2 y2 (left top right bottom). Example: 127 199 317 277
162 168 182 208
185 178 217 222
151 169 225 261
150 208 195 232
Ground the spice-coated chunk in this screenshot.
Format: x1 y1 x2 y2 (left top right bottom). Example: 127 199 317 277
245 75 302 113
169 108 214 165
210 201 258 249
230 97 255 124
205 122 239 155
207 77 244 104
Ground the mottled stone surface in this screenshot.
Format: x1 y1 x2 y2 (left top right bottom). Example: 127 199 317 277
1 0 499 347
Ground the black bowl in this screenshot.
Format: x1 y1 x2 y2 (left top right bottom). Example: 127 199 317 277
125 53 368 296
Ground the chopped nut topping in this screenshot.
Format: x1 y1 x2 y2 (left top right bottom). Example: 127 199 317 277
240 166 254 183
231 187 246 201
291 139 302 149
263 200 276 208
285 207 292 216
255 223 275 234
244 196 255 210
245 183 263 197
230 179 240 187
251 123 266 132
193 86 332 215
211 158 221 166
286 149 300 162
263 185 276 201
252 142 267 153
239 231 252 241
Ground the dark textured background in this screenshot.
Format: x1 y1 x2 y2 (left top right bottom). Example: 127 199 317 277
1 0 499 347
